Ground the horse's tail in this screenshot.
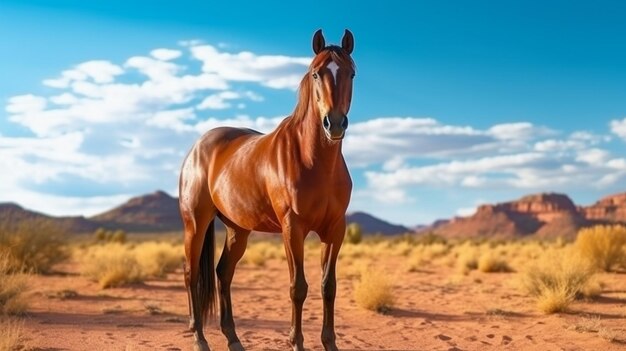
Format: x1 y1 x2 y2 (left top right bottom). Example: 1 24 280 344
197 220 217 322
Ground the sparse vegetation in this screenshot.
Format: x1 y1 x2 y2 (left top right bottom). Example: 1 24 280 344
93 228 127 244
354 269 394 313
240 241 284 267
575 225 626 272
0 318 25 351
79 243 144 288
520 249 595 313
477 253 513 273
0 252 29 316
134 242 182 277
0 220 67 273
78 241 184 288
345 222 362 244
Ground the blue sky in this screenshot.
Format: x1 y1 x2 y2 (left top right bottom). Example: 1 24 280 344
2 1 626 226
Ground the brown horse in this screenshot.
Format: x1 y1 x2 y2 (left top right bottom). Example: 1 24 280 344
179 29 355 351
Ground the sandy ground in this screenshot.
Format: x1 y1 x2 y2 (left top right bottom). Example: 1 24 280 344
19 247 626 351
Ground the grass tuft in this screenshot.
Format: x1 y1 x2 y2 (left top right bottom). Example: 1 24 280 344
0 252 29 316
354 269 394 313
0 318 25 351
520 249 595 314
575 225 626 272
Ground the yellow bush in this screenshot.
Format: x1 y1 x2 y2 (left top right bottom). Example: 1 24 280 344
354 269 394 313
0 221 67 273
576 225 626 272
520 249 595 314
78 244 144 288
345 223 362 244
0 252 29 316
241 241 283 267
0 318 24 351
134 242 182 277
477 253 513 273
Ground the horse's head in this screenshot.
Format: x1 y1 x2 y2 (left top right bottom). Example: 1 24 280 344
309 29 355 141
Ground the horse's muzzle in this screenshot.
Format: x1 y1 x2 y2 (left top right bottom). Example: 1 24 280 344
323 114 348 140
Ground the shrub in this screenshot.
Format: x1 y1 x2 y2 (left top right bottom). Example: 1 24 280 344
0 221 67 273
354 269 394 313
520 249 595 314
94 228 107 242
345 223 362 245
0 318 24 351
111 230 127 244
477 253 513 273
134 242 182 277
413 232 447 246
0 252 29 315
79 244 144 288
575 225 626 272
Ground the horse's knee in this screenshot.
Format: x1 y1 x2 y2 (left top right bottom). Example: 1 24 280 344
290 277 308 305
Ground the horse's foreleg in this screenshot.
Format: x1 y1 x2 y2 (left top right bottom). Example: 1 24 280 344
282 216 308 351
319 222 345 351
216 226 250 351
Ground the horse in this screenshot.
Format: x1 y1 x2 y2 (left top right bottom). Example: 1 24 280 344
179 29 355 351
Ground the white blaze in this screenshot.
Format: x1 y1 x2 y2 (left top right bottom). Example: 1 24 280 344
327 61 339 85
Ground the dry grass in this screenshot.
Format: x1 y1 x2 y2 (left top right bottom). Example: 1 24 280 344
241 241 284 267
78 241 184 288
134 242 182 277
477 253 513 273
0 221 67 273
565 315 621 343
598 327 619 342
0 252 29 316
0 318 25 351
520 249 595 313
576 225 626 272
353 268 394 313
78 243 144 288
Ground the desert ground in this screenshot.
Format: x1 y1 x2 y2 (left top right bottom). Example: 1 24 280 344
4 233 626 351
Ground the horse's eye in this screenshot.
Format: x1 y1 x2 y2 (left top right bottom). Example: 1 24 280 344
312 72 318 80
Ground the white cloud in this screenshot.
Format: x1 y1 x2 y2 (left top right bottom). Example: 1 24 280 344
197 91 241 110
6 94 47 114
43 60 124 88
150 48 182 61
190 44 310 90
197 91 264 110
610 118 626 139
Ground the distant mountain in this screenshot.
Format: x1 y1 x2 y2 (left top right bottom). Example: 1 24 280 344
346 211 409 235
0 190 409 235
90 190 182 232
0 203 98 233
428 192 626 240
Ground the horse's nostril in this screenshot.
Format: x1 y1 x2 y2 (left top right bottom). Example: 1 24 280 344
323 115 331 129
341 116 349 130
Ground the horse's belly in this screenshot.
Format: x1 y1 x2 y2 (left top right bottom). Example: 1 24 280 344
211 187 282 232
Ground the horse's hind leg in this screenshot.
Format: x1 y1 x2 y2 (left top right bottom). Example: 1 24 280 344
216 225 250 351
182 198 217 351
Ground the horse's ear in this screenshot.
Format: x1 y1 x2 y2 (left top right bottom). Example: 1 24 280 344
312 29 325 54
341 29 354 55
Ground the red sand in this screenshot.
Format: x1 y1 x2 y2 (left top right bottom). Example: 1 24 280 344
20 254 626 351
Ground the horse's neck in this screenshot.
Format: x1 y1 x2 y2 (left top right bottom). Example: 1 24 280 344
287 111 342 170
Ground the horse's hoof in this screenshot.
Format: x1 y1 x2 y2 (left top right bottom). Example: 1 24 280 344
193 340 210 351
228 341 245 351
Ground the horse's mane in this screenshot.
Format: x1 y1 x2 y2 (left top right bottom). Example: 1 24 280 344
291 46 355 121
